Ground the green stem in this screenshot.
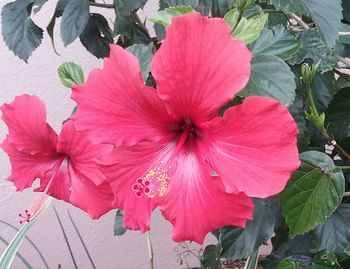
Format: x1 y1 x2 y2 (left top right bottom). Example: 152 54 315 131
306 85 319 118
306 81 350 160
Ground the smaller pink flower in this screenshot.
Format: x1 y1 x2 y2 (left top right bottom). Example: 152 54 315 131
1 94 115 219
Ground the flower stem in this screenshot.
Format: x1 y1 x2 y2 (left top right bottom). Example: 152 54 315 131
147 231 154 269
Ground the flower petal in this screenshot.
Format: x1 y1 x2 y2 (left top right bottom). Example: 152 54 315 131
72 45 172 146
69 165 115 219
151 12 252 123
159 147 253 244
1 139 59 191
204 96 300 198
57 121 112 185
98 140 174 232
1 94 58 154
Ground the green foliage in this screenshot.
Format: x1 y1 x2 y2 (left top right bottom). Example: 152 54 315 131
59 0 89 47
240 54 296 106
224 8 268 45
315 204 350 257
252 25 301 60
80 14 113 58
126 43 154 82
280 151 345 237
58 62 85 88
270 0 342 47
288 30 338 71
326 88 350 141
216 199 275 260
1 0 43 61
150 6 195 26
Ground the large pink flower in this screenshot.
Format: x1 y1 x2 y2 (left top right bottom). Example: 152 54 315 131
1 94 115 219
72 13 300 242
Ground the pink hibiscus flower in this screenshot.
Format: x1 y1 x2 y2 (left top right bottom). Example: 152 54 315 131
1 94 115 219
72 13 300 243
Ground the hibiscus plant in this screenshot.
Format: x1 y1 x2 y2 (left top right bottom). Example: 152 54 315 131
1 0 350 268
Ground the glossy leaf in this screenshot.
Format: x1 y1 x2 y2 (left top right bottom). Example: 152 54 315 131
224 9 268 45
288 30 337 71
200 244 221 269
240 54 296 106
1 0 43 61
217 199 274 260
280 151 345 237
271 0 342 47
150 6 195 26
113 0 148 12
58 62 85 88
252 25 301 60
326 88 350 140
126 43 154 82
79 14 113 58
59 0 89 46
315 204 350 257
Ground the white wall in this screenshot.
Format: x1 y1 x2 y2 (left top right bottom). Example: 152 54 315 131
0 1 205 268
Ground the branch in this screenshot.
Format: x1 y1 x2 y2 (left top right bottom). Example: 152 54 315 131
288 12 309 29
333 69 350 82
288 13 350 68
88 1 114 8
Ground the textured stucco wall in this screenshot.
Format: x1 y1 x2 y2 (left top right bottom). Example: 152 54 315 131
0 1 207 268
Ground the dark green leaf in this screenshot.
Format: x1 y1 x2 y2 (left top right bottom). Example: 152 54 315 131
200 244 221 269
197 0 233 17
59 0 89 46
271 0 342 47
311 72 339 113
240 54 296 106
164 0 198 6
288 90 310 152
114 13 151 47
315 204 350 257
113 0 148 12
280 151 345 237
114 210 127 236
338 24 350 45
312 251 342 269
80 14 113 58
344 0 350 21
262 233 317 269
277 258 298 269
288 30 337 71
270 0 304 13
58 62 84 88
326 88 350 143
218 199 274 260
150 6 195 27
252 25 301 60
126 43 154 82
1 0 43 61
267 11 288 27
33 0 48 13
